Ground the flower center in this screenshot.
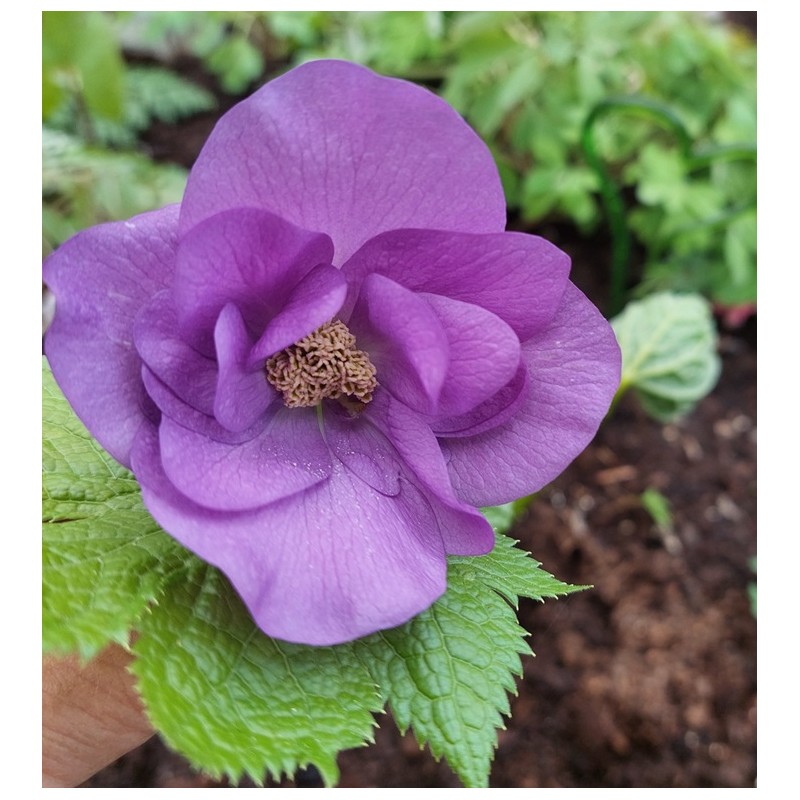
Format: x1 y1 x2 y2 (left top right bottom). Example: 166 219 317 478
265 320 378 409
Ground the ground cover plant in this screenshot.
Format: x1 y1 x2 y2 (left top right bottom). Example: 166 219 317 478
42 10 756 788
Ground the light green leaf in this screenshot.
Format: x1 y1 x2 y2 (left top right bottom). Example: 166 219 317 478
132 567 381 786
612 292 720 421
357 533 582 787
42 360 195 659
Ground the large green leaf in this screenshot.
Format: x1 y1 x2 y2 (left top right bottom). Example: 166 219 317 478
132 567 382 786
42 360 195 659
356 532 584 787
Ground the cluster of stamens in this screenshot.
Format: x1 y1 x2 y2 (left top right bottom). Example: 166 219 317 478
266 320 378 409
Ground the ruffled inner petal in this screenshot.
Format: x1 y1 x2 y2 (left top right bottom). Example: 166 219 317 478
341 228 570 341
158 407 331 512
43 205 180 467
173 207 334 353
442 283 622 507
178 60 506 264
214 303 276 433
249 263 347 365
143 367 264 446
348 273 449 415
431 361 530 439
419 292 521 419
131 421 446 646
133 290 218 416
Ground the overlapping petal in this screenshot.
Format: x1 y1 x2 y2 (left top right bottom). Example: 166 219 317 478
173 207 334 353
131 422 446 646
43 205 179 466
341 228 570 340
179 60 507 263
441 283 621 507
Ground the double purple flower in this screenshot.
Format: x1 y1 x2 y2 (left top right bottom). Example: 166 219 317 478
43 61 620 645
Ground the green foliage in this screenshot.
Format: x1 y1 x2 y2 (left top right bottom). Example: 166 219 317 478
42 363 578 786
43 11 125 122
357 533 581 787
612 292 721 421
640 488 672 529
261 10 755 307
42 361 195 659
132 566 381 786
42 127 187 256
748 558 756 618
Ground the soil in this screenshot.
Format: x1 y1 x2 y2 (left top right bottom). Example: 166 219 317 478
82 39 757 789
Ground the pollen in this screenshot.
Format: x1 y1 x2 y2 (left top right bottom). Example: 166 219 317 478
266 320 378 409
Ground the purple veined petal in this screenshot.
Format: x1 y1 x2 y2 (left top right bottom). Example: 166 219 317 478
179 60 507 265
431 361 530 439
133 290 218 416
142 367 265 446
419 292 521 419
365 393 494 556
131 422 446 645
249 263 348 365
214 303 277 433
319 402 401 497
43 205 179 467
349 273 449 415
158 407 331 512
341 228 570 340
442 283 622 507
174 207 334 354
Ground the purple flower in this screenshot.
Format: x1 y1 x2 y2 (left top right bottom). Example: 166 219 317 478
43 61 620 645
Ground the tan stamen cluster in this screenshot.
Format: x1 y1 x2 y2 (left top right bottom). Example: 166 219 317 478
266 320 377 409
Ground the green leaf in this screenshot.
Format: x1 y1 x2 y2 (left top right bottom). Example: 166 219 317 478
612 291 721 422
42 11 125 122
356 533 583 787
207 36 264 94
42 360 195 659
132 567 381 786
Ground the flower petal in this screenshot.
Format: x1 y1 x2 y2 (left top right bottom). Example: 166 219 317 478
341 228 570 340
158 407 331 512
174 207 334 353
420 293 521 418
134 291 218 416
43 205 179 467
142 367 262 445
442 283 621 506
366 394 495 556
349 274 449 414
249 263 347 364
179 60 506 264
131 422 446 645
214 303 277 433
431 361 530 439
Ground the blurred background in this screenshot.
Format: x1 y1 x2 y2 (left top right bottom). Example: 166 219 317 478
42 10 756 788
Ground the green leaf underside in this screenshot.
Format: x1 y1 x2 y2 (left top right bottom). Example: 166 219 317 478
612 291 721 421
43 359 580 786
42 361 196 659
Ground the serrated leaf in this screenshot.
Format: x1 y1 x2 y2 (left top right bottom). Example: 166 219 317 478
132 567 381 786
356 533 581 787
42 360 195 659
612 291 720 421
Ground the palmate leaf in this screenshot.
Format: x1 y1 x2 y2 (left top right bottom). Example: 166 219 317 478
42 360 196 659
